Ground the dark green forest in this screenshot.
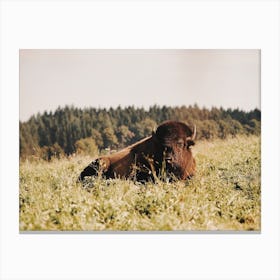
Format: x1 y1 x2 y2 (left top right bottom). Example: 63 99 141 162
20 105 261 160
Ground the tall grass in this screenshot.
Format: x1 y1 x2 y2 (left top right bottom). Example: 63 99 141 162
19 135 261 231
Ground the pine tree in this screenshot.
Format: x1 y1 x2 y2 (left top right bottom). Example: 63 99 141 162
19 105 261 159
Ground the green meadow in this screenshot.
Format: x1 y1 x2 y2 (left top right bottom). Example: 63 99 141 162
19 135 261 231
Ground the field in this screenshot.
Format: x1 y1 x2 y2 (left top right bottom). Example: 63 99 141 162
19 135 261 231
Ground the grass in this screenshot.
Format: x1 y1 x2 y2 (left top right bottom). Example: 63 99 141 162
19 135 261 231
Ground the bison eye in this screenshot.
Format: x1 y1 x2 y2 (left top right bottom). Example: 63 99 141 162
176 142 184 148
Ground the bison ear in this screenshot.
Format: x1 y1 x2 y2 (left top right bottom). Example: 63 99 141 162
186 139 195 148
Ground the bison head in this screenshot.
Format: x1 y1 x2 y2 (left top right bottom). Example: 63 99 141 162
151 121 196 180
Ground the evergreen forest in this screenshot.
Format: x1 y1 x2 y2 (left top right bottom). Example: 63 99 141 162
20 105 261 160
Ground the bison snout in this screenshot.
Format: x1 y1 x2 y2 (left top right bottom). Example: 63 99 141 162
165 158 172 164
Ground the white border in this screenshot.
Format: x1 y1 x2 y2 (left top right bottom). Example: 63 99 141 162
1 1 279 280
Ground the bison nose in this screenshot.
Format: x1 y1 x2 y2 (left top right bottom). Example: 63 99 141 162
165 158 172 164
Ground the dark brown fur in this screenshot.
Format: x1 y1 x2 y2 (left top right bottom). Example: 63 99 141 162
79 121 196 182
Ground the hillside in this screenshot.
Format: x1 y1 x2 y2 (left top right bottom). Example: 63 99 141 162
20 104 261 160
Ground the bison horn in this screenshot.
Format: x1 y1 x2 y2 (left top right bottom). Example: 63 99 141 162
191 125 196 140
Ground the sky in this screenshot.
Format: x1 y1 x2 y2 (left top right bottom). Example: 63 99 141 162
20 49 260 121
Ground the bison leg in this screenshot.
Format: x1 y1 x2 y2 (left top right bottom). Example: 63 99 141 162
78 157 110 181
78 160 99 181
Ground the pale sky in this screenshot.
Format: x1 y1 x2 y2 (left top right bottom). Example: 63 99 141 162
20 49 260 121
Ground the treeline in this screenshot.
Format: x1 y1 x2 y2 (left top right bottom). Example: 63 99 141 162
20 105 261 160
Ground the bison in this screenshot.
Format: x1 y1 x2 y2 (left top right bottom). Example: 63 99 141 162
79 120 196 182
